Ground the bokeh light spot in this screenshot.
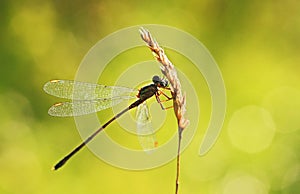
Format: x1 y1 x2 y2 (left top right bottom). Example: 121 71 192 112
222 174 269 194
228 105 276 153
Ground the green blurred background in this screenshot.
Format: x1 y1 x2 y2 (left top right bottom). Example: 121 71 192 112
1 0 300 194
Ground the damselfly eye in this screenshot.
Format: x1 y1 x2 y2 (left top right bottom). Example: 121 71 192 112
161 79 168 87
152 75 169 88
152 75 161 84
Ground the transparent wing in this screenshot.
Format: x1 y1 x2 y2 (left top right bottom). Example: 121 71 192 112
48 96 132 117
136 102 158 152
43 80 135 100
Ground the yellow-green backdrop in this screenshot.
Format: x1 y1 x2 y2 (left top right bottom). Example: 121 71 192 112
1 1 300 194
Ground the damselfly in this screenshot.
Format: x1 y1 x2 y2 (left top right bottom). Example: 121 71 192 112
44 75 172 170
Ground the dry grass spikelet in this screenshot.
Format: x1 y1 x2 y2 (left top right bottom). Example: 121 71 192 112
139 27 189 131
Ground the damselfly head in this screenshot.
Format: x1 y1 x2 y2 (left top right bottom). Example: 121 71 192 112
152 75 168 88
